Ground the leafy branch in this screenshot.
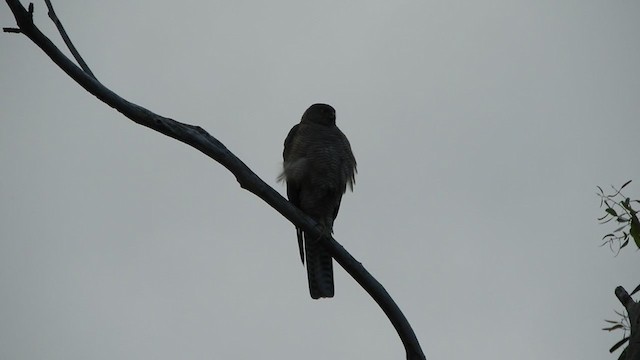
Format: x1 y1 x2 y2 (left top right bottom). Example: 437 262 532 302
606 287 640 360
597 180 640 254
598 181 640 359
604 309 631 355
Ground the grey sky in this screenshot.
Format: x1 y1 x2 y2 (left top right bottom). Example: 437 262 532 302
1 1 639 359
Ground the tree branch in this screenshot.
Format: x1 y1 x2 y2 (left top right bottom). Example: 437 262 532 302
43 0 96 79
3 1 426 359
616 286 640 360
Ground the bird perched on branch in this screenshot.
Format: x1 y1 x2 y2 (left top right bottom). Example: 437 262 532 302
278 103 357 299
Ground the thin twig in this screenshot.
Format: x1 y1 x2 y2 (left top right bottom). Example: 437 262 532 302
3 1 426 359
43 0 96 80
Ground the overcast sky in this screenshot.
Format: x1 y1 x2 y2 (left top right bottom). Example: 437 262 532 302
1 1 639 359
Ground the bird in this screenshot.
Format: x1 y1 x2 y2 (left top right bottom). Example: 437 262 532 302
278 103 357 299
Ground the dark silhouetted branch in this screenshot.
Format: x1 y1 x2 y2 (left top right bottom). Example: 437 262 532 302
3 1 426 359
43 0 96 79
615 286 640 360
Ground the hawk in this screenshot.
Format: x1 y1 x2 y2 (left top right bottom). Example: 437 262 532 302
279 103 357 299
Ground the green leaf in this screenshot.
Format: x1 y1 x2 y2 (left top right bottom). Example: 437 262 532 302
630 283 640 296
620 239 629 249
607 208 618 217
609 336 629 353
613 225 627 233
630 214 640 249
600 217 614 224
620 180 632 190
603 324 624 331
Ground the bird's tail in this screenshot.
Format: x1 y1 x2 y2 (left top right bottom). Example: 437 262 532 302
305 232 334 299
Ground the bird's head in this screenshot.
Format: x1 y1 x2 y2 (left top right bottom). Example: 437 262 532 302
301 103 336 126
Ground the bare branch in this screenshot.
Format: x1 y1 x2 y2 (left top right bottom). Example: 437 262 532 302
43 0 96 79
3 1 426 359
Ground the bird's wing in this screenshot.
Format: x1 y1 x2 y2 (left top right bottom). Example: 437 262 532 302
282 124 305 263
282 124 299 161
338 130 357 191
